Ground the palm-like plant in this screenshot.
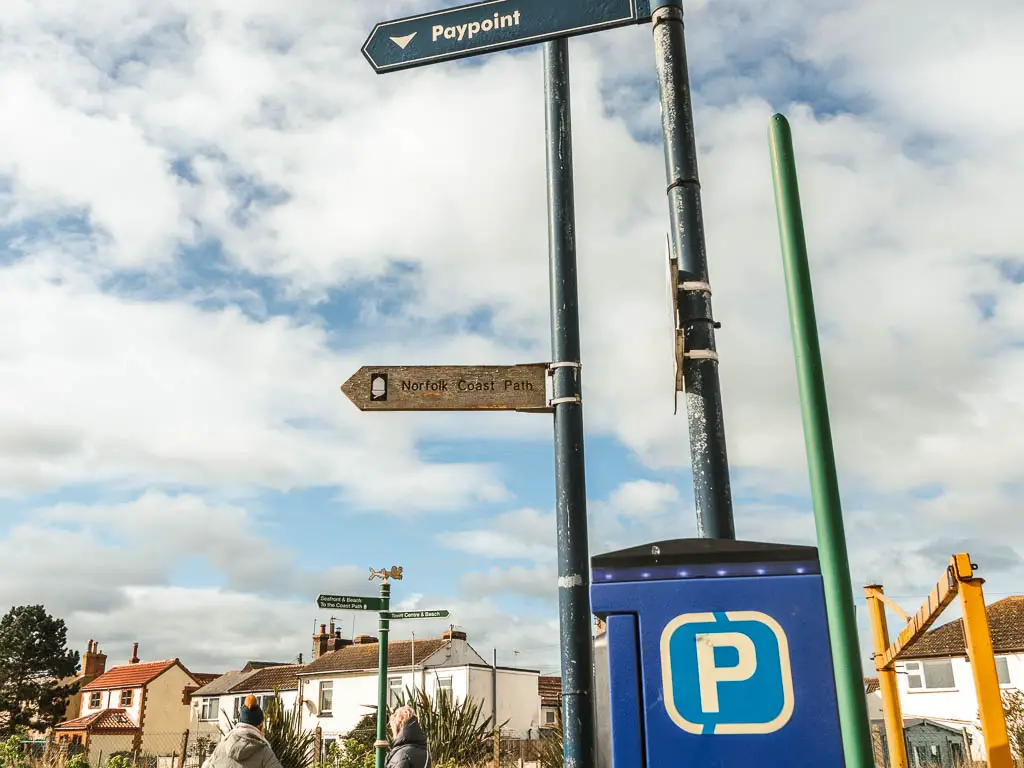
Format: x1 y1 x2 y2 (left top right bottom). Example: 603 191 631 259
388 685 506 767
264 692 318 768
537 709 564 768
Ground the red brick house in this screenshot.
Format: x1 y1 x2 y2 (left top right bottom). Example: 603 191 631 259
53 643 208 764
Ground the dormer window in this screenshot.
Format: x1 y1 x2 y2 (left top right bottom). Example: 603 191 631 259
120 690 133 707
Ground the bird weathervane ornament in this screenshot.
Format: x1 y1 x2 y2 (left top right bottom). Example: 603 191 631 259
369 565 404 582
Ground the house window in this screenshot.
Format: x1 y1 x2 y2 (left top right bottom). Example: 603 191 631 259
904 659 955 690
436 674 453 697
120 690 133 707
233 697 242 720
388 677 403 706
200 698 219 721
89 692 101 708
951 742 964 765
319 681 333 715
996 656 1011 686
544 710 556 725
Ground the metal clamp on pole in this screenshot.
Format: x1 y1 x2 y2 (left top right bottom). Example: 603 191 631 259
547 361 582 374
683 349 719 363
680 281 711 294
547 362 583 407
549 396 583 407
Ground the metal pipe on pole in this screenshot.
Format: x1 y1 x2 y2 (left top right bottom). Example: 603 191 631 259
650 1 735 539
544 36 596 768
492 648 498 768
768 113 874 768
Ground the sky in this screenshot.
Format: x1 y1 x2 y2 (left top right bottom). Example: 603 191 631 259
1 0 1023 681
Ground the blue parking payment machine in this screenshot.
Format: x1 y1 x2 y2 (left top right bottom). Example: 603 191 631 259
591 539 846 767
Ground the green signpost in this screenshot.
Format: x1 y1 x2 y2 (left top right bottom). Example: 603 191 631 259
317 571 454 768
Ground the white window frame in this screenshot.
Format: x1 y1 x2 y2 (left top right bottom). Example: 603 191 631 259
996 656 1012 687
200 698 219 722
903 659 956 691
436 673 453 697
544 710 556 724
388 677 404 707
318 681 333 716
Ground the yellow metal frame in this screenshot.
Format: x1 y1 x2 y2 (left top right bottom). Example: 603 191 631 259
864 554 1011 768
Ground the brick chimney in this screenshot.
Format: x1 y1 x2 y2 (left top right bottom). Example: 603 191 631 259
129 643 140 664
327 629 352 653
82 640 107 678
442 630 467 641
353 635 378 645
312 624 330 660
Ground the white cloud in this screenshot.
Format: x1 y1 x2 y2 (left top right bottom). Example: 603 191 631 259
0 258 515 510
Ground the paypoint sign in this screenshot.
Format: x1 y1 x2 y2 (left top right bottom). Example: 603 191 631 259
661 611 794 735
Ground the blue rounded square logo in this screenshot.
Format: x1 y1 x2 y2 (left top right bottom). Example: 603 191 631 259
660 611 795 735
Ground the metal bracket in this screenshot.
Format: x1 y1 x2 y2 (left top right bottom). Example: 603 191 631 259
549 396 582 407
680 281 712 295
547 361 581 374
683 349 720 363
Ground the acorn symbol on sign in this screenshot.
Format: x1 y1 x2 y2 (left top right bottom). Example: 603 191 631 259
370 373 388 401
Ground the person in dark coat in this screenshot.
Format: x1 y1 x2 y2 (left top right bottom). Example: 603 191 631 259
385 706 430 768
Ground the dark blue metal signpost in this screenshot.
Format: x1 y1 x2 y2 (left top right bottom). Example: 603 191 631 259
650 1 735 539
544 37 596 768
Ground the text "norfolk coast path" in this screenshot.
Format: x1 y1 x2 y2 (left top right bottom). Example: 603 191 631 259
340 364 550 412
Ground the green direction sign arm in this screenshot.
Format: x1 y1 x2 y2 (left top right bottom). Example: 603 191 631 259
380 610 450 620
362 0 652 74
317 595 385 611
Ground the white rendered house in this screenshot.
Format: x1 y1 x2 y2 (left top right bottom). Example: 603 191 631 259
296 627 541 744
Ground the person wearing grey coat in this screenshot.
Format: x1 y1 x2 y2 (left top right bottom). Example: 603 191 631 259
202 697 284 768
385 707 430 768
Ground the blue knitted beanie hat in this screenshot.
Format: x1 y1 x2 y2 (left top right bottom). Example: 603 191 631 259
239 695 264 727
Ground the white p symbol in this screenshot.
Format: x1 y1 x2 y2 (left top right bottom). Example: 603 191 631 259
694 632 757 713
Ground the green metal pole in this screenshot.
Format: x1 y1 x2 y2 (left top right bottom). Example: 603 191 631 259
374 581 391 768
768 112 874 768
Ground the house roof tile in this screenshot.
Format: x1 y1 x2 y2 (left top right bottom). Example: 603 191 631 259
899 596 1024 659
192 673 221 686
82 660 182 691
865 677 880 694
229 665 303 693
301 639 448 676
539 676 561 708
242 661 293 672
194 670 258 697
56 709 139 732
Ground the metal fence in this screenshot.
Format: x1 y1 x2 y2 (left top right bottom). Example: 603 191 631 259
43 732 191 768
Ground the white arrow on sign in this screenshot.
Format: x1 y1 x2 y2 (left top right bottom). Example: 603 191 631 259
389 32 417 50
